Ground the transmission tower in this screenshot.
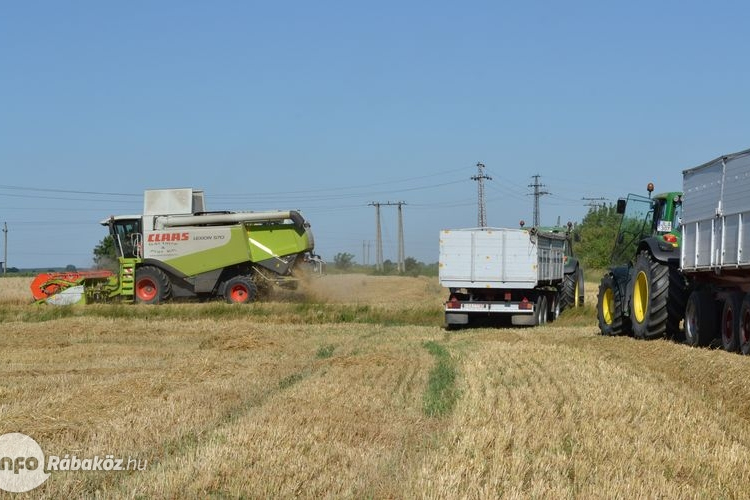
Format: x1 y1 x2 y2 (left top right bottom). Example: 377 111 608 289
528 174 550 227
369 202 406 272
471 162 492 227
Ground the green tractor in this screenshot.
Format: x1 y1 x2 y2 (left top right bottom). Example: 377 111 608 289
596 184 687 339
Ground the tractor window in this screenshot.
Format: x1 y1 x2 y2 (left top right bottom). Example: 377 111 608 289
111 219 142 258
611 194 654 267
673 200 683 233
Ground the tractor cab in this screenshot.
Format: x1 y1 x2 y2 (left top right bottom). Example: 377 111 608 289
611 184 682 267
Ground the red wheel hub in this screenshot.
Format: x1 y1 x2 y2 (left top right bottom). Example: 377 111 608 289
230 284 248 302
137 278 157 301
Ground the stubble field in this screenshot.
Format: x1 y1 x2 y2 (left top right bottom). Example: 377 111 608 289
2 274 750 498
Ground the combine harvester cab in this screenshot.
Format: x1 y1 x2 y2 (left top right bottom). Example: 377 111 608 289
33 188 316 305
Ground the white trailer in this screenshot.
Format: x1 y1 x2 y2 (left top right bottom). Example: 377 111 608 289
439 227 583 327
680 148 750 351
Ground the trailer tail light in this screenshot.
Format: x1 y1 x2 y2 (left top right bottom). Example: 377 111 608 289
519 297 532 310
447 295 461 309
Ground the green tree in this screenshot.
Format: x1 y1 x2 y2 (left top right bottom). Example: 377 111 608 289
93 236 117 270
574 204 621 270
333 252 355 270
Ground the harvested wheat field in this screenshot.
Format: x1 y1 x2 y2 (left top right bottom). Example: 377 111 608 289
2 274 750 498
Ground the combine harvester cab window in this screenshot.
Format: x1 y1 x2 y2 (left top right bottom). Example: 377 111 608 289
112 219 142 259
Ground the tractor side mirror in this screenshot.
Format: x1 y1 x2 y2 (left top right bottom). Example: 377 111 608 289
616 199 627 214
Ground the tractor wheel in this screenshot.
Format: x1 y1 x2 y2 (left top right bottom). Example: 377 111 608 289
684 289 716 347
629 251 670 340
135 266 172 305
740 294 750 355
224 276 257 304
561 267 582 311
722 293 743 352
535 295 548 326
597 274 628 336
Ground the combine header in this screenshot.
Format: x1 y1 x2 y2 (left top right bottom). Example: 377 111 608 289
33 188 316 305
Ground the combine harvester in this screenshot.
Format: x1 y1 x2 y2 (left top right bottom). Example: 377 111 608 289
32 188 316 305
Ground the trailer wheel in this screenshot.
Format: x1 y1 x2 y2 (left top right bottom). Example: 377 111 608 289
721 293 743 352
135 266 172 304
597 274 627 336
684 289 716 347
740 294 750 355
535 295 548 326
224 276 257 304
630 251 671 340
548 293 561 323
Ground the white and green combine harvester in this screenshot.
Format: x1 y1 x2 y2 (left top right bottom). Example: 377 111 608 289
31 188 316 305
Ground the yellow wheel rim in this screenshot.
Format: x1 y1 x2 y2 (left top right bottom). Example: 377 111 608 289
574 278 580 308
633 270 649 323
602 288 614 325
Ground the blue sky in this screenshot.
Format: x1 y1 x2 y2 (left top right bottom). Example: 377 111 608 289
1 1 749 268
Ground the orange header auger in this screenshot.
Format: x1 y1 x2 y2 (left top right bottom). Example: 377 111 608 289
30 271 114 302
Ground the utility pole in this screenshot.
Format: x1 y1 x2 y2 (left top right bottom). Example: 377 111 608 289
362 240 372 266
2 222 7 275
369 203 383 271
528 174 550 227
471 162 492 227
397 202 405 273
369 202 406 272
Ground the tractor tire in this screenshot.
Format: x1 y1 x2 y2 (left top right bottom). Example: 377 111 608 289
597 274 628 336
224 276 257 304
135 266 172 305
721 293 743 352
740 294 750 355
629 251 671 340
561 267 582 311
684 289 716 347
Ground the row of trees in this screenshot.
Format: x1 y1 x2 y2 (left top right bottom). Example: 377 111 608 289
332 252 438 277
